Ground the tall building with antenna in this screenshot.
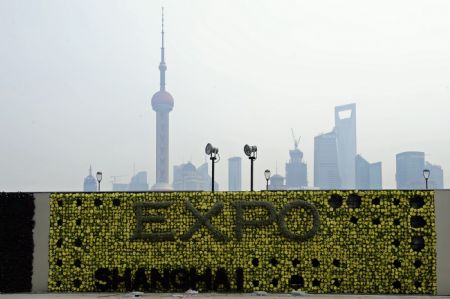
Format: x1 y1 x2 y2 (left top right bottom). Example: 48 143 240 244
83 165 96 192
151 8 174 191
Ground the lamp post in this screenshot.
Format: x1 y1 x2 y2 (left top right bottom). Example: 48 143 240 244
264 169 271 191
205 143 219 192
244 144 257 191
96 171 103 192
423 169 430 190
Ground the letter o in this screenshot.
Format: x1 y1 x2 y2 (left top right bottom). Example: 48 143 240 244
277 199 320 242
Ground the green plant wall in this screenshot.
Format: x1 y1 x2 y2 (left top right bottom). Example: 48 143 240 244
48 191 436 294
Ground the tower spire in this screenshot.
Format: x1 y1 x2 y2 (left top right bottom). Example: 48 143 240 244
159 7 167 91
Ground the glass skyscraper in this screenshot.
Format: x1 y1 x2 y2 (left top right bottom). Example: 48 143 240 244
335 103 357 189
396 151 425 189
228 157 242 191
314 131 341 189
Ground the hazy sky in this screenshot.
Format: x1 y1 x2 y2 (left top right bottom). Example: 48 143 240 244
1 0 450 192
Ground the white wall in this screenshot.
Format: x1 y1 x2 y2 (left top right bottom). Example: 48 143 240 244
32 193 50 293
435 190 450 295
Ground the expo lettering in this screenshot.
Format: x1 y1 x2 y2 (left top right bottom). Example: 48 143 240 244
132 199 320 242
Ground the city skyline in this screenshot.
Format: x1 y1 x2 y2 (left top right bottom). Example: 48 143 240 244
1 1 450 191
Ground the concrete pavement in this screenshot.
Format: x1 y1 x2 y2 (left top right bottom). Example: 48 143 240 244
0 294 449 299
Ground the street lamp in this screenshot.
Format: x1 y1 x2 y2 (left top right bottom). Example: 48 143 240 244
96 171 103 192
264 169 271 191
244 144 257 191
423 169 430 190
205 143 220 192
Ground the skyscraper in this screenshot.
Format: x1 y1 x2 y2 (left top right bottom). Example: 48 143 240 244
335 103 356 189
425 162 444 189
314 131 341 189
285 135 307 189
396 151 425 189
128 171 149 191
198 162 219 191
228 157 242 191
368 162 382 189
172 162 218 191
112 183 128 191
269 174 286 190
355 155 382 189
83 165 96 192
173 162 202 191
151 9 174 191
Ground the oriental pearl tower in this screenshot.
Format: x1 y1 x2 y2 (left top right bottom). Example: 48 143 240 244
151 8 174 191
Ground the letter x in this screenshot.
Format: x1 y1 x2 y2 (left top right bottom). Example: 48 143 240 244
180 201 228 242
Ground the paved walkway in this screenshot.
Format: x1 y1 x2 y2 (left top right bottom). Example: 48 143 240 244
0 294 449 299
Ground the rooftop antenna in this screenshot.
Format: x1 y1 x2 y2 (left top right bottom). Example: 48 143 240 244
291 128 301 150
161 6 164 58
159 6 167 91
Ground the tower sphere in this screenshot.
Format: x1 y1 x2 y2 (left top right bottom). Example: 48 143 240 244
151 90 174 111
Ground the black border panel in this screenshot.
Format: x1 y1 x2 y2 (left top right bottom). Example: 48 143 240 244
0 192 35 293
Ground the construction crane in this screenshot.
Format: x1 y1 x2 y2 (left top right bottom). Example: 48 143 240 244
110 175 126 185
291 128 301 150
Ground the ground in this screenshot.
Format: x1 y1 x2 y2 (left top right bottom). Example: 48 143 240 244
0 294 449 299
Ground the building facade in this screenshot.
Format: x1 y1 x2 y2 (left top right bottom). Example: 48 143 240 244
228 157 242 191
314 131 341 189
151 10 174 191
173 163 202 191
355 154 382 189
335 103 356 189
173 162 218 191
285 147 307 189
396 151 425 189
128 171 149 191
425 162 444 189
198 162 219 191
112 183 128 191
269 174 286 190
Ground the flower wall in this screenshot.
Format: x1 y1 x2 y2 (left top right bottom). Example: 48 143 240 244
0 192 35 293
48 191 436 294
